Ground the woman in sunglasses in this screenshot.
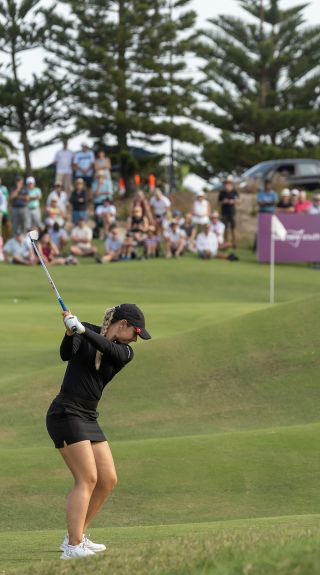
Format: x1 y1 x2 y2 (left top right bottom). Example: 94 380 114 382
46 304 151 560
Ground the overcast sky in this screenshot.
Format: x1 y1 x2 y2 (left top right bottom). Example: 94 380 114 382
7 0 319 168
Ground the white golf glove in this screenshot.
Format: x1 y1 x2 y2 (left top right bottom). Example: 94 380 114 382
64 314 85 334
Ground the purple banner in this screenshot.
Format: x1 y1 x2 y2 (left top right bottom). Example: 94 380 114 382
257 213 320 262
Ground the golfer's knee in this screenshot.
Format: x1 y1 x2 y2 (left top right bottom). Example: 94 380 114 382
77 471 97 492
97 471 117 495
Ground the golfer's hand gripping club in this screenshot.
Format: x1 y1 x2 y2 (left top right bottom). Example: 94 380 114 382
64 314 85 335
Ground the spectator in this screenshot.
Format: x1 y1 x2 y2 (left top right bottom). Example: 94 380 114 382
95 197 117 238
210 211 229 248
121 232 136 260
0 177 10 239
92 171 113 209
4 231 36 265
48 222 69 252
47 183 69 218
97 227 124 263
192 190 211 225
181 212 196 252
70 217 97 257
277 189 294 213
291 189 300 210
26 176 42 229
164 220 186 258
196 223 218 259
45 198 66 228
38 232 76 265
73 143 95 188
256 179 278 214
144 226 160 258
0 184 6 260
54 141 73 195
295 190 312 214
70 178 88 224
10 176 30 235
131 190 153 224
308 193 320 215
149 188 171 232
218 175 240 248
127 205 149 244
94 149 112 181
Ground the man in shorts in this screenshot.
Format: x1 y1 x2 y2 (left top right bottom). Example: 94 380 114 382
70 217 97 257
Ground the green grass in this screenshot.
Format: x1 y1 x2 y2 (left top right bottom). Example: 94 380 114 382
1 251 320 573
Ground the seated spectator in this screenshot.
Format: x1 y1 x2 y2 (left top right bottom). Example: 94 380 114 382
45 198 66 228
47 183 68 218
290 189 300 210
92 171 113 208
295 190 312 214
121 232 136 260
149 188 171 233
144 226 161 258
97 227 124 263
277 189 294 213
192 190 211 225
196 223 218 259
38 231 76 265
4 231 36 265
181 212 196 252
164 220 186 258
308 193 320 215
95 197 117 238
131 190 153 223
210 211 230 248
95 149 112 181
127 205 149 244
70 218 97 257
48 222 69 252
26 176 42 229
70 178 88 224
256 179 278 213
0 177 10 240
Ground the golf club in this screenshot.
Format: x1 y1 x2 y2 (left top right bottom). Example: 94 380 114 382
28 230 74 324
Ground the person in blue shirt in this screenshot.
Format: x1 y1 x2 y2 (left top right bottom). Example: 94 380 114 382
257 179 278 213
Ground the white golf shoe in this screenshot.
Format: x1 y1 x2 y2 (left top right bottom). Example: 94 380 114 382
60 533 107 553
60 542 95 560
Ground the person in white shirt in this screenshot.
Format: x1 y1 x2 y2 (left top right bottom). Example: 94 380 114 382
4 231 36 265
70 218 97 257
46 183 69 218
164 220 186 258
210 211 230 248
73 143 95 188
196 224 218 258
95 198 117 237
149 188 171 233
192 190 211 225
54 141 74 195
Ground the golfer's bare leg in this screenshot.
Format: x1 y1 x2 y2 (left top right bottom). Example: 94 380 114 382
84 441 117 531
59 440 97 545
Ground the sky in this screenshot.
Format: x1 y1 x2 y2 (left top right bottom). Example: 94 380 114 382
5 0 319 169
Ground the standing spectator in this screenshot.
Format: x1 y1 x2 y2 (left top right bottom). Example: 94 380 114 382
92 171 113 207
95 197 117 238
0 185 5 260
308 193 320 214
70 178 88 224
26 176 42 229
94 149 112 181
196 224 218 259
45 198 66 228
47 183 69 218
73 143 95 189
10 176 30 235
164 220 186 258
295 190 312 214
149 188 171 233
48 222 69 252
54 141 74 195
4 231 36 265
192 190 211 225
276 189 294 213
0 177 10 239
210 211 229 248
218 175 240 248
144 226 160 258
256 179 278 214
97 227 124 263
181 212 196 252
70 217 97 257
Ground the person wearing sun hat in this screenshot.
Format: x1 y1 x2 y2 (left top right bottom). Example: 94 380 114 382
276 188 294 213
46 303 151 559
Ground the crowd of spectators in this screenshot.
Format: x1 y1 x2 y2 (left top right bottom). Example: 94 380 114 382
0 144 242 265
256 179 320 215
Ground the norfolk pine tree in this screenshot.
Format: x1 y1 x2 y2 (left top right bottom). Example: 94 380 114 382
194 0 320 176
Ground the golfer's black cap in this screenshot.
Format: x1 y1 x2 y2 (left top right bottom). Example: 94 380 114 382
113 303 151 340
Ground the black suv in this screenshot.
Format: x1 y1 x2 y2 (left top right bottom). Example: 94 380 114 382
239 158 320 190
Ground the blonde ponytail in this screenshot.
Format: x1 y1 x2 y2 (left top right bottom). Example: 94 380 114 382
95 307 115 370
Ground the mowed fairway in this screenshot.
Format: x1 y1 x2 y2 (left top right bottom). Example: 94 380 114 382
1 251 320 574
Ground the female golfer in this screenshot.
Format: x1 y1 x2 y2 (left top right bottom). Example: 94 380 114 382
46 303 151 560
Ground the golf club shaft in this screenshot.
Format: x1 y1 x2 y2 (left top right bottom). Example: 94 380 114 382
31 239 68 312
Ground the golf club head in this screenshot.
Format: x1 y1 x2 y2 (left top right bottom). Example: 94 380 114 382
28 229 39 241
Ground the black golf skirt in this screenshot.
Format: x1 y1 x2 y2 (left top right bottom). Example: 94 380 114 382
46 392 107 449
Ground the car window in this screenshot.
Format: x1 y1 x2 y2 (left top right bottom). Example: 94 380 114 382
242 163 273 178
296 162 320 176
273 163 295 177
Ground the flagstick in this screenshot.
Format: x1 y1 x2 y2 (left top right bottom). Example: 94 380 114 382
270 228 275 304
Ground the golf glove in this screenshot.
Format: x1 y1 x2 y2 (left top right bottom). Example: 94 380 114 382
64 315 85 334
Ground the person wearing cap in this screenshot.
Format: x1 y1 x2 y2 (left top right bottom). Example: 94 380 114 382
163 219 187 258
70 217 97 257
276 189 294 213
192 190 211 225
46 304 151 559
47 183 69 218
73 143 95 189
26 176 42 228
3 230 36 265
308 193 320 215
218 175 240 248
10 176 30 235
209 211 227 246
70 178 88 224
